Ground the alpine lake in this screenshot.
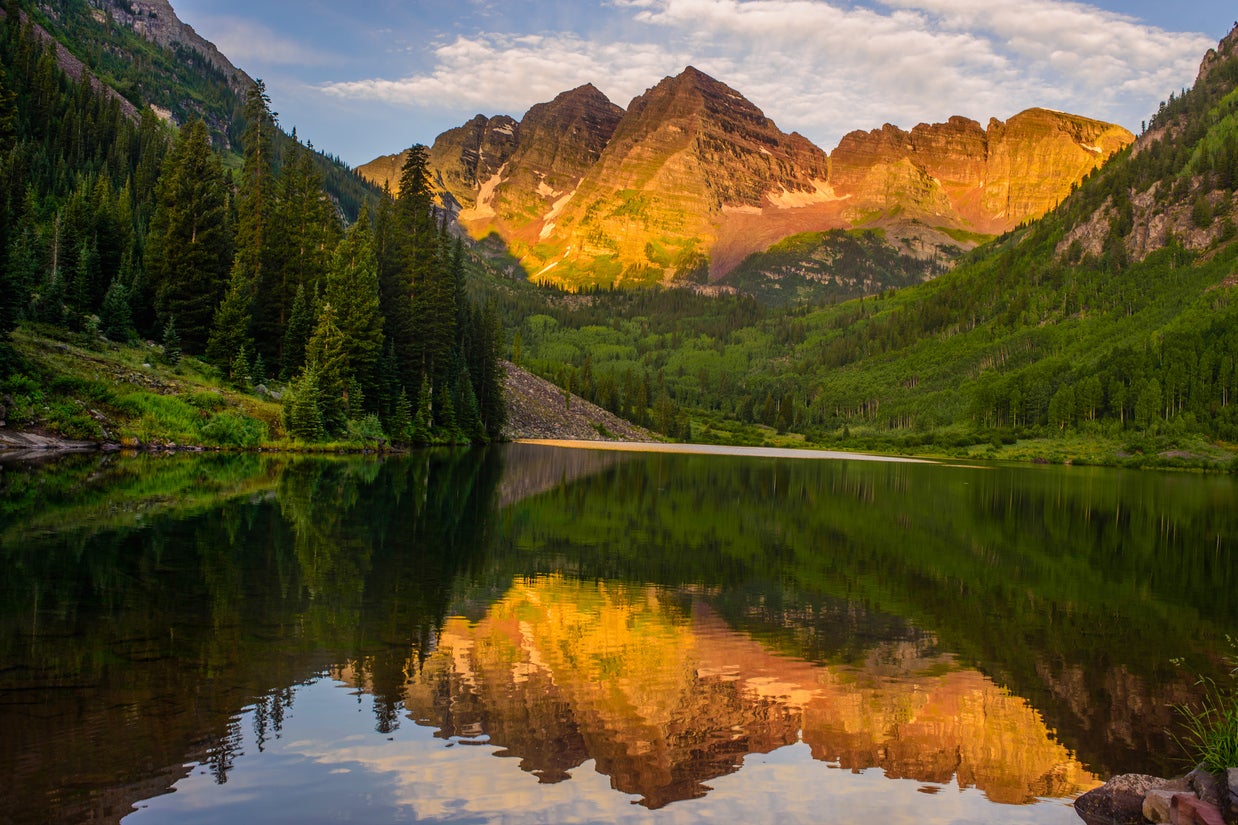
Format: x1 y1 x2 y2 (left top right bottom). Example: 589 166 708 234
2 442 1235 825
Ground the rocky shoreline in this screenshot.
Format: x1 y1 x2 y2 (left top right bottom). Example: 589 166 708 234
1075 767 1238 825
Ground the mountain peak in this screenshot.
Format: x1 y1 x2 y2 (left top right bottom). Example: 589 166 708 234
362 73 1132 290
664 65 734 94
546 83 620 111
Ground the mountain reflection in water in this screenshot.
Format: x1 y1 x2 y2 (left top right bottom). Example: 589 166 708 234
0 444 1233 824
361 575 1098 810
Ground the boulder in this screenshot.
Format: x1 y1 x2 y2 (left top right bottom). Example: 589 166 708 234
1172 793 1225 825
1147 789 1179 823
1076 774 1170 825
1190 768 1224 808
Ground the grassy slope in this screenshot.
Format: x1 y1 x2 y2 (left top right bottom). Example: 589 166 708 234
4 325 284 448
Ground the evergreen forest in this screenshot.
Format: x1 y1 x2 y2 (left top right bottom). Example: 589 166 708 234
1 0 1236 468
0 4 505 446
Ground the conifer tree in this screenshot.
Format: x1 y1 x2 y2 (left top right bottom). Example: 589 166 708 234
473 300 507 440
410 375 432 444
252 352 267 387
206 269 255 371
454 357 484 442
257 138 339 364
284 363 325 442
99 277 134 342
376 338 401 428
377 148 435 394
304 301 348 434
323 206 383 403
230 342 253 388
230 81 277 357
162 314 181 366
389 387 413 444
145 119 231 351
280 282 314 380
414 220 457 396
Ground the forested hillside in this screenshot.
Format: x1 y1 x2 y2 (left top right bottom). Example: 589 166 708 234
20 0 376 220
0 7 504 446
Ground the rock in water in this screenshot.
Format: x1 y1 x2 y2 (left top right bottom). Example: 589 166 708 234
1172 793 1226 825
1190 767 1224 808
1145 789 1177 823
1075 774 1170 825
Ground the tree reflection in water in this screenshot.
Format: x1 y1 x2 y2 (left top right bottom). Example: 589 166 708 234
0 444 1234 823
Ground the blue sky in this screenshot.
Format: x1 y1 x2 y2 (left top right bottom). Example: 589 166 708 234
168 0 1236 166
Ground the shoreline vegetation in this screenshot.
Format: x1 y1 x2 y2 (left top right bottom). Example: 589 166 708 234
0 324 1234 471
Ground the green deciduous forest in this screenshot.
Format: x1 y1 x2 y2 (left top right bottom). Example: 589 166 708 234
0 3 504 445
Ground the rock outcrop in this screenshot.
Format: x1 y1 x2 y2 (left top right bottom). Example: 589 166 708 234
94 0 252 92
360 68 1133 290
1074 768 1237 825
466 84 624 255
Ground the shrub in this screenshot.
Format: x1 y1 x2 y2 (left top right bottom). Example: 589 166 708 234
186 391 227 412
346 414 386 444
199 411 267 448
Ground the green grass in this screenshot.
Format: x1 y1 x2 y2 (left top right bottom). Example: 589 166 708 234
1174 640 1238 771
937 226 997 246
2 326 362 450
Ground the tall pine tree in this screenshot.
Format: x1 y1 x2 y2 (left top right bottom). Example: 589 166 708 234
257 137 339 366
223 80 277 361
323 206 383 407
144 119 231 352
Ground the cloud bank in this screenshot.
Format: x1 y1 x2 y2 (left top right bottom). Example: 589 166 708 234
319 0 1213 147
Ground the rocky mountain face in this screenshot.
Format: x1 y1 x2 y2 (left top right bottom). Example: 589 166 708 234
1056 24 1238 265
359 84 624 240
361 68 1133 291
466 84 625 253
529 67 833 287
94 0 252 92
831 109 1133 234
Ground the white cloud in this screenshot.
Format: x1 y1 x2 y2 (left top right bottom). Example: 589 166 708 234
320 32 681 116
318 0 1215 149
876 0 1212 102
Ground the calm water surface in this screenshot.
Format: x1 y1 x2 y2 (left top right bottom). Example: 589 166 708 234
1 444 1234 824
